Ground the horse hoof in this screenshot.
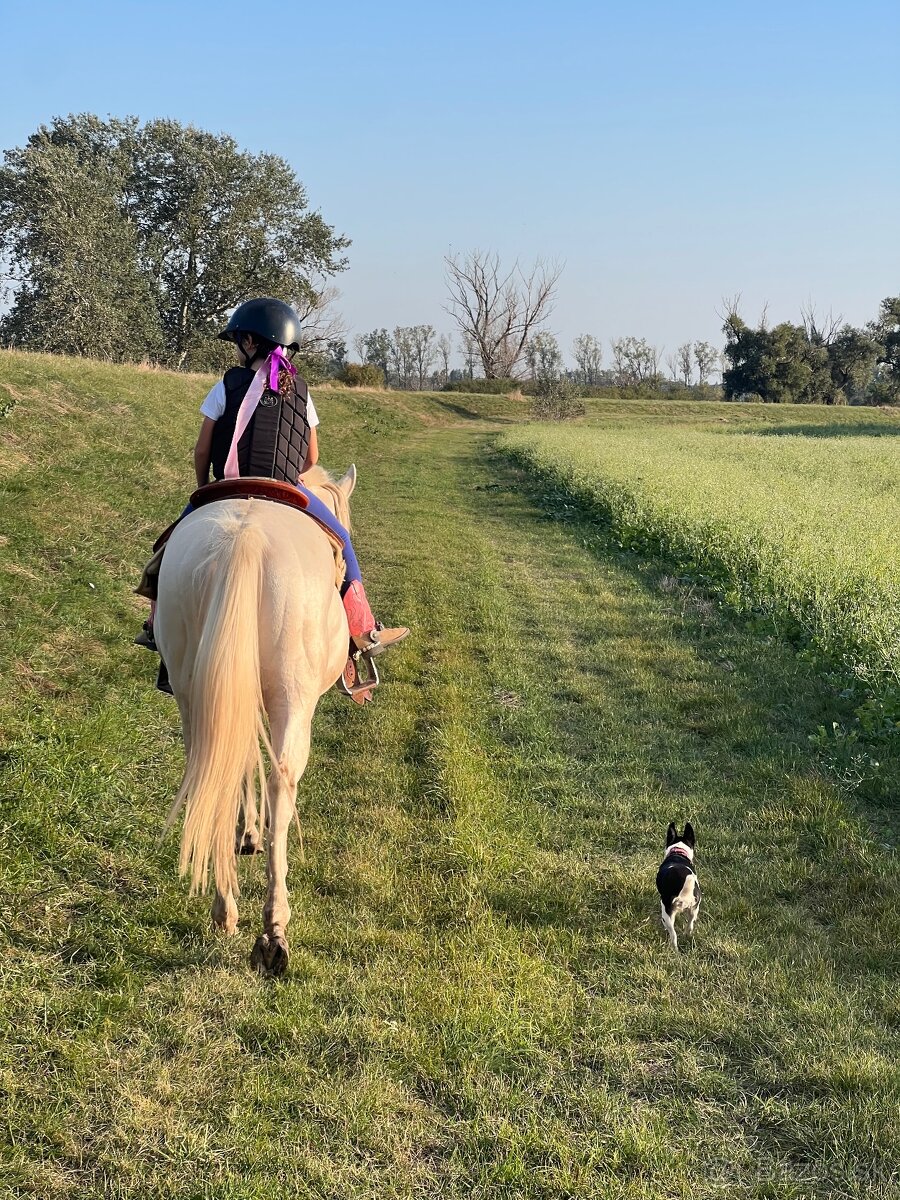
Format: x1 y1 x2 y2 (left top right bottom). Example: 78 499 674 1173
250 933 289 977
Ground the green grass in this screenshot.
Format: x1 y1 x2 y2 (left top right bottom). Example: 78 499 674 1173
1 353 899 1197
500 402 900 798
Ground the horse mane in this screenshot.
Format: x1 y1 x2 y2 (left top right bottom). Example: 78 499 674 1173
303 465 351 531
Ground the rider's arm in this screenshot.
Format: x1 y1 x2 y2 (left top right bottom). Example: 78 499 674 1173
194 417 216 487
300 425 319 477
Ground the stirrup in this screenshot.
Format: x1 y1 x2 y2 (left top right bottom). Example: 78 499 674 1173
335 649 380 705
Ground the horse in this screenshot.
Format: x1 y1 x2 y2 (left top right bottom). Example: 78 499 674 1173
153 465 356 976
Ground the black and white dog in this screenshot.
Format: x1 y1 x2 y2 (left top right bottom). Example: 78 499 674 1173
656 822 700 951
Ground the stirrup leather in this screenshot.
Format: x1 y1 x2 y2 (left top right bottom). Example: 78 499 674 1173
335 648 381 705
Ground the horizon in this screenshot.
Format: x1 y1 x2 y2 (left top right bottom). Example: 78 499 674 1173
1 0 897 369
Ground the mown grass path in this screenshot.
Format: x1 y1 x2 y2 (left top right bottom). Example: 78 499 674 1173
1 362 898 1198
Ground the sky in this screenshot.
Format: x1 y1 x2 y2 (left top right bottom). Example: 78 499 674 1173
1 0 898 368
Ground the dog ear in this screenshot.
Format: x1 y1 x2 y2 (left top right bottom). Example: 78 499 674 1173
666 822 678 846
683 822 696 847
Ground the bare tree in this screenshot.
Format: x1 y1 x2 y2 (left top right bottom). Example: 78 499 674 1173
665 352 678 382
352 333 367 361
444 250 562 378
572 333 603 384
677 342 693 387
293 283 346 354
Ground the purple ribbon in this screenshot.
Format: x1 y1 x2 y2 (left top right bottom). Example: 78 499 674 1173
224 349 297 479
268 345 296 391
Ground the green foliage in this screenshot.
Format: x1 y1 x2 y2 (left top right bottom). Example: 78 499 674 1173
442 377 523 394
722 307 882 405
501 405 900 788
340 361 385 387
868 296 900 405
0 114 349 368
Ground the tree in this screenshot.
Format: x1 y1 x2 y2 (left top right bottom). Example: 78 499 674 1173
0 115 161 358
526 331 583 420
676 342 693 387
436 333 452 385
444 250 561 378
610 336 662 392
391 326 416 389
525 331 564 380
869 296 900 405
722 299 879 404
572 333 603 384
459 333 479 379
359 328 392 381
693 341 718 386
0 114 350 366
409 324 437 389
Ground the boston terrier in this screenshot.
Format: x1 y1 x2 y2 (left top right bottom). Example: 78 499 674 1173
656 822 700 951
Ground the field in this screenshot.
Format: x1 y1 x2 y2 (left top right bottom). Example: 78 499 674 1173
1 353 899 1199
500 402 900 799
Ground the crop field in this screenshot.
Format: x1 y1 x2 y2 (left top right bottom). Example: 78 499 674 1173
1 354 899 1199
501 402 900 795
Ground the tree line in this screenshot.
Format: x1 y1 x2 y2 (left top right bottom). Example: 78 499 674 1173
2 116 897 405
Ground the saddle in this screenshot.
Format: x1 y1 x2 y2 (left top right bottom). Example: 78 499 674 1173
135 478 347 601
135 479 378 704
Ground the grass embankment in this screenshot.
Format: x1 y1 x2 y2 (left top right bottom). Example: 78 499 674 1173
1 355 899 1198
501 402 900 797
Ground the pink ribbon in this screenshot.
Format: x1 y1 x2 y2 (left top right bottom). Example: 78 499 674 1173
223 349 297 479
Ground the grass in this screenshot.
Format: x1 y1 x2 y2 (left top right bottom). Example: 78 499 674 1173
0 353 899 1197
499 401 900 801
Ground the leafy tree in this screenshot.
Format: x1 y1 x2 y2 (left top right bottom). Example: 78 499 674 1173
869 296 900 405
391 326 416 389
693 341 718 386
409 324 436 389
572 333 603 384
358 328 392 381
723 302 879 404
0 115 160 358
0 114 349 367
526 331 583 420
610 336 662 392
436 333 452 385
676 342 693 387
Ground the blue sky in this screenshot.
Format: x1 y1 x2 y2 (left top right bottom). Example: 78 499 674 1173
2 0 898 367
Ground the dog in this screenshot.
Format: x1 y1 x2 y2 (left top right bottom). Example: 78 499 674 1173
656 822 700 951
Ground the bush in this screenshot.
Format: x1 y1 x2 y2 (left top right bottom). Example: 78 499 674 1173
529 377 585 421
340 362 385 388
441 378 523 394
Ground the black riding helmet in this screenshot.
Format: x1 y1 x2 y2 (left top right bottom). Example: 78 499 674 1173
218 297 302 352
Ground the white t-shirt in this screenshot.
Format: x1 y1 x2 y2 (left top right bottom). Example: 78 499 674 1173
200 379 319 427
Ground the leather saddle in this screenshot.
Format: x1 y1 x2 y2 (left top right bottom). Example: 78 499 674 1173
136 477 347 600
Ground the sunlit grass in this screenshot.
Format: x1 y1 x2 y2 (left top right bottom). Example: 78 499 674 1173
1 354 898 1197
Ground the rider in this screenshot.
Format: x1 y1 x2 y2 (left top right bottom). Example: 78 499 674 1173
138 296 408 667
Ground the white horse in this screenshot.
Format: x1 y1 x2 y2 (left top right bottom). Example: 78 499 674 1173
154 465 356 975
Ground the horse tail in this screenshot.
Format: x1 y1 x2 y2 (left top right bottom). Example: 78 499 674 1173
167 515 273 898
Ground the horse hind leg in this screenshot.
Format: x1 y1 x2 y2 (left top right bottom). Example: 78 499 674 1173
250 710 311 977
237 780 263 856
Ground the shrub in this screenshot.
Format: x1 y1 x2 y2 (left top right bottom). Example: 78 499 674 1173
340 362 385 388
529 377 586 421
441 378 522 394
